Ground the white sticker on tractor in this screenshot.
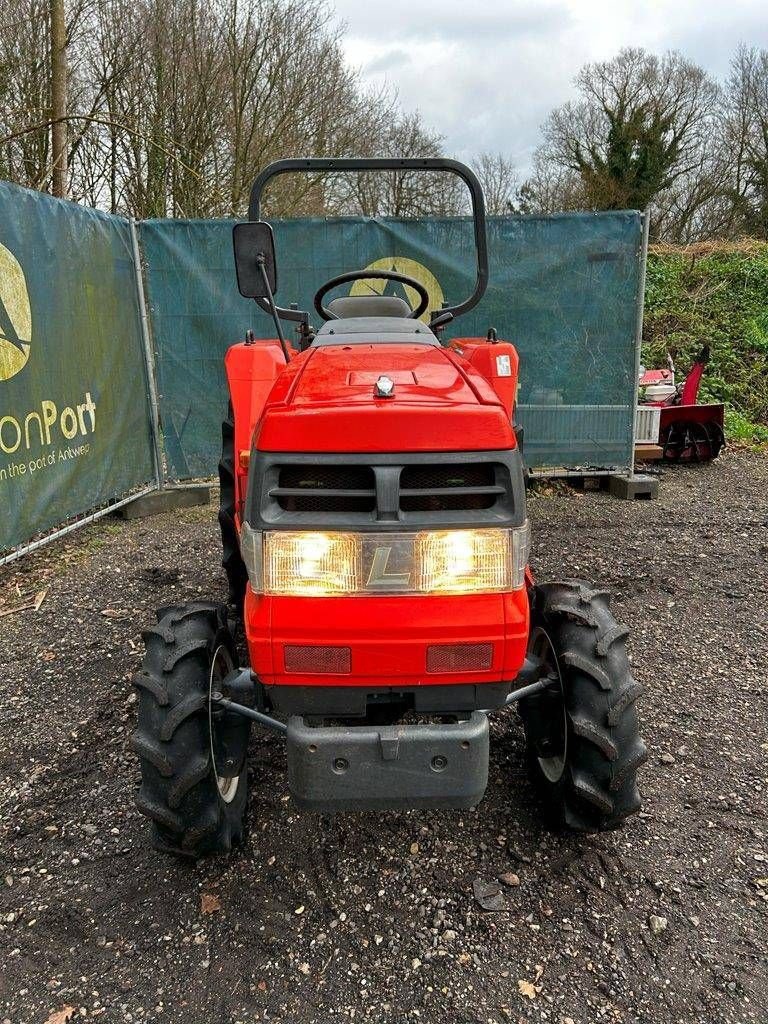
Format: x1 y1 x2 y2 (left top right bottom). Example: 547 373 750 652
496 354 511 377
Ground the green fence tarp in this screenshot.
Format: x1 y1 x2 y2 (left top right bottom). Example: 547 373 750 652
0 183 155 552
140 212 643 478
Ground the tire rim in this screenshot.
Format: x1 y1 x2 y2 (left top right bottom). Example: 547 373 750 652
530 626 567 783
208 643 240 804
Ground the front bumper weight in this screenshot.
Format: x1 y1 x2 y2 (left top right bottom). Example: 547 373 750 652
286 712 489 812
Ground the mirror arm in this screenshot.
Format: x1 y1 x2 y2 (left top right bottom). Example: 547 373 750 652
256 253 291 363
254 297 309 326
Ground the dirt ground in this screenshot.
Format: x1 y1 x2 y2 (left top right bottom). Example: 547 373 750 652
1 450 767 1024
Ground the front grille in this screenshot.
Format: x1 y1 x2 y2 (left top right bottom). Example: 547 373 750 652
273 465 376 513
270 462 502 516
253 450 523 529
400 463 500 511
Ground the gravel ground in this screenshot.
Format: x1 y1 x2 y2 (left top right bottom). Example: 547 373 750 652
1 450 767 1024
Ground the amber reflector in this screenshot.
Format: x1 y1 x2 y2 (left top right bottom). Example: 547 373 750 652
284 645 352 674
426 643 493 673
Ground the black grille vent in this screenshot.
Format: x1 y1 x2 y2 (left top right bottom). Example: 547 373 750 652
400 463 500 512
273 465 376 513
270 462 504 516
253 450 522 529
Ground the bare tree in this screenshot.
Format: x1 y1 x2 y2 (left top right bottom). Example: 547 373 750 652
521 48 721 239
515 150 586 215
472 153 518 215
722 46 768 238
0 0 455 217
0 0 52 190
6 15 768 240
49 0 67 196
327 111 465 218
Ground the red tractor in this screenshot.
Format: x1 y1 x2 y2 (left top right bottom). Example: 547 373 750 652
131 159 646 857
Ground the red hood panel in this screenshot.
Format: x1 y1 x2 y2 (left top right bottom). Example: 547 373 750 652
255 344 515 453
291 346 478 407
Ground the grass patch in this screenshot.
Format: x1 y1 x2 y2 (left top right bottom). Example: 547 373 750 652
724 409 768 450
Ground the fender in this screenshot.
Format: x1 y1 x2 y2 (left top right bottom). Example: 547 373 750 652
448 338 519 418
223 338 290 521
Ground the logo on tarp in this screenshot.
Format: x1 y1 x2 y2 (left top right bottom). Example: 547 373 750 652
0 242 32 381
350 257 444 323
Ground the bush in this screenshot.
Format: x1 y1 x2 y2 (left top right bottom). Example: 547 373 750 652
643 241 768 439
724 409 768 447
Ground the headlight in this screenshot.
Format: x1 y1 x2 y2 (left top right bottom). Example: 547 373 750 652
264 530 360 595
240 523 530 596
416 528 512 593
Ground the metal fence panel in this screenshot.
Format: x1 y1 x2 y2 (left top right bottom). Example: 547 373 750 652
0 182 155 553
141 212 644 479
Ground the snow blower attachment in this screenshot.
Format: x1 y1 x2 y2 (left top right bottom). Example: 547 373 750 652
131 158 647 857
638 346 725 462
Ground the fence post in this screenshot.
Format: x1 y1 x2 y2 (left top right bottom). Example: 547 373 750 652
130 217 164 491
630 209 651 461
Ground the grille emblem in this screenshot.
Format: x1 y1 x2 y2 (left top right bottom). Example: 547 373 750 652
374 375 395 398
366 545 411 589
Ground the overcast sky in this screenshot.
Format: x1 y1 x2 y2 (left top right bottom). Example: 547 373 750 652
330 0 768 175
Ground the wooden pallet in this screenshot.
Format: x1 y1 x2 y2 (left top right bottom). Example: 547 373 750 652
634 443 664 462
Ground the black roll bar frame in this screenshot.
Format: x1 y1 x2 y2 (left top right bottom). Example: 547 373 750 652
246 157 489 328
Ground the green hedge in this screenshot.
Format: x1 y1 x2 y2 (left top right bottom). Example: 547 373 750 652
644 242 768 445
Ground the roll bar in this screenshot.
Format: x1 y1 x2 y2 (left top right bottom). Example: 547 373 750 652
247 157 488 327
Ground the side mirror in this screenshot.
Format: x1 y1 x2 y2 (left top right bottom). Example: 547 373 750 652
232 221 278 298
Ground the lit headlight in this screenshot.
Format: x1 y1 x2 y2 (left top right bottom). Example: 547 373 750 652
417 528 512 593
264 530 360 595
240 523 530 596
415 525 529 593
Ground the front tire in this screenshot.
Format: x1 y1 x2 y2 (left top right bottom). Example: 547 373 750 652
131 601 249 857
519 581 647 832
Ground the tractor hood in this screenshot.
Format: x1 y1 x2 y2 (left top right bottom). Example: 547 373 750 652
254 344 516 453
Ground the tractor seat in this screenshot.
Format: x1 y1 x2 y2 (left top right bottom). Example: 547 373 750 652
313 316 439 346
326 294 412 319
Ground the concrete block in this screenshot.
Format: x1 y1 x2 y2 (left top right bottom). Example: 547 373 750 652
115 485 211 520
608 474 659 500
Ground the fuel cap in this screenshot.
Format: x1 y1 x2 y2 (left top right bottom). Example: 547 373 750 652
374 375 395 398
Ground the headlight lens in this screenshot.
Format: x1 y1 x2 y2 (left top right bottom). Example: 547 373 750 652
264 530 361 595
416 528 511 593
241 523 530 596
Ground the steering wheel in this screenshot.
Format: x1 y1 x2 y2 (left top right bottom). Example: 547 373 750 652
314 270 430 321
